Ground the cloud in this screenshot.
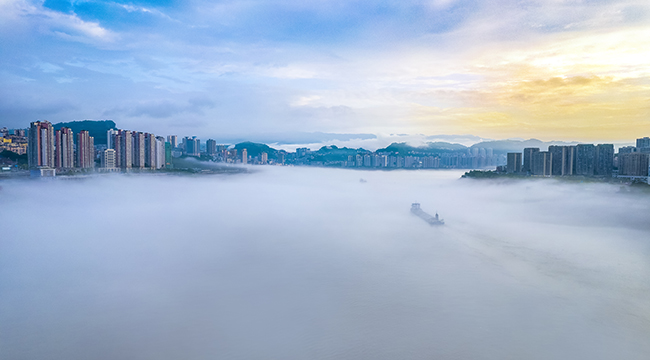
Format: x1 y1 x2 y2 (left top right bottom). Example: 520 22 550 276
1 0 650 140
0 0 116 43
1 169 650 358
105 97 216 119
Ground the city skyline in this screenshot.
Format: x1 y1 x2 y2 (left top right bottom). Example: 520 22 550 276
8 119 649 182
1 1 649 142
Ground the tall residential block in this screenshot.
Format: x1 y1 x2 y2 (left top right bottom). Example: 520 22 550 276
619 146 638 154
184 136 200 156
241 148 248 164
76 130 95 169
55 127 74 169
506 153 522 173
522 148 539 174
549 145 575 176
144 133 156 169
165 141 172 168
132 132 145 169
107 129 118 149
618 153 649 177
594 144 614 177
119 130 132 169
167 135 178 149
532 151 552 176
206 139 217 156
575 144 595 176
101 149 117 169
636 137 650 150
28 120 55 169
155 136 165 169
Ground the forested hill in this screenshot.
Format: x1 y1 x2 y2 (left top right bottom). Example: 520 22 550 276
53 120 117 146
234 141 279 158
376 142 468 155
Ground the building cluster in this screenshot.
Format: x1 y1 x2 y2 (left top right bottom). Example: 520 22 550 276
276 147 504 169
105 129 168 171
9 119 650 181
337 148 502 169
504 137 650 182
27 121 98 176
22 121 172 176
0 127 28 155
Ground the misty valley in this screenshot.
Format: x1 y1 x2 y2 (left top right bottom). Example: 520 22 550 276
1 167 649 360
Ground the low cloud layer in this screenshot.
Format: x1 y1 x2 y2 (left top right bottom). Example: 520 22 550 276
1 168 649 359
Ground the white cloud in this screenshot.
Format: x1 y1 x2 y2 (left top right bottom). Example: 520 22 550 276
0 0 116 42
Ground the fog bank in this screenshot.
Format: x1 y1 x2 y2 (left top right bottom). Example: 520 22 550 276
1 168 649 360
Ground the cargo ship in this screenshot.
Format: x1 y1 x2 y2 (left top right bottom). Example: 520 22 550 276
411 203 444 225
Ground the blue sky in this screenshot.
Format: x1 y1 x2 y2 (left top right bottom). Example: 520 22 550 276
1 0 649 145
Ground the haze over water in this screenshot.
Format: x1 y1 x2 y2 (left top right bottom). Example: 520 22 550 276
1 167 649 359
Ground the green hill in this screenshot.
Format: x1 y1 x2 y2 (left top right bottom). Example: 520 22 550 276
376 142 468 155
311 145 366 162
234 142 279 159
53 120 117 146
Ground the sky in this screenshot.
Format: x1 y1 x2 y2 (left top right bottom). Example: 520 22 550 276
1 0 649 144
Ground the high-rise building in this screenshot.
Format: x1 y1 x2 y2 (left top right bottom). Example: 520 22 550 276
277 152 285 165
506 153 522 173
260 152 268 164
363 154 372 167
55 127 74 169
155 136 165 169
548 145 574 176
28 120 55 169
107 129 118 149
76 130 95 169
144 133 156 169
618 146 638 154
532 151 552 176
119 130 132 169
618 153 649 177
167 135 178 149
101 149 116 169
523 148 539 174
241 148 248 164
575 144 595 176
132 132 145 169
165 141 172 168
184 136 200 156
206 139 217 156
594 144 614 177
636 137 650 150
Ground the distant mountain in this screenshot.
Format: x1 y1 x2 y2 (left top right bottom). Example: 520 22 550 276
53 120 117 146
234 141 279 159
470 139 579 154
311 145 367 162
376 142 468 155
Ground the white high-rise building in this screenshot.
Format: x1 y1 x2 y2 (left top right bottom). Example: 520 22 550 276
155 136 165 169
107 129 118 149
102 149 116 169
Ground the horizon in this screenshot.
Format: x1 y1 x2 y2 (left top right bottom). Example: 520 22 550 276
2 119 641 152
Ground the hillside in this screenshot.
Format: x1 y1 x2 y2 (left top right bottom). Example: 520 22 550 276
53 120 117 146
376 142 468 155
234 142 279 159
